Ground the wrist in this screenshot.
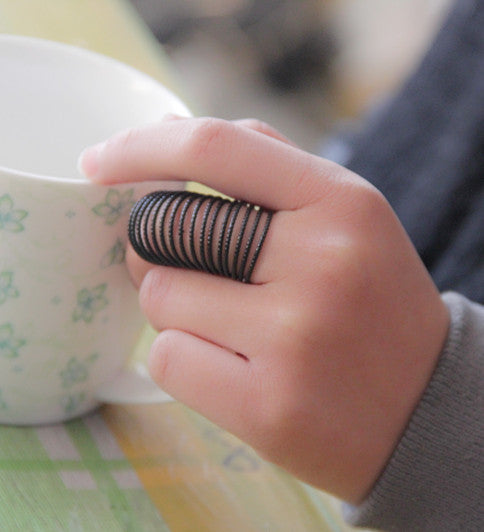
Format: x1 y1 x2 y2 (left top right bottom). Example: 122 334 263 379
354 289 450 503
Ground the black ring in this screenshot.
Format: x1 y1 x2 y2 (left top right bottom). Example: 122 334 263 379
128 191 273 283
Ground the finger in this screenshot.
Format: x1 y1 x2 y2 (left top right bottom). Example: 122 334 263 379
137 265 277 356
78 117 336 210
126 229 278 287
232 118 298 147
126 245 153 288
127 189 275 283
148 329 257 439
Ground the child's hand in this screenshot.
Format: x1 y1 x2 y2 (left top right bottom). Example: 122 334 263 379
79 116 449 503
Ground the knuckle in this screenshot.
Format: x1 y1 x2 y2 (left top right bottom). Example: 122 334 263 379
149 331 179 385
183 117 230 162
100 127 142 175
125 246 151 289
317 239 374 324
138 268 172 328
241 118 270 133
271 299 320 354
105 127 140 158
292 158 331 207
348 181 391 227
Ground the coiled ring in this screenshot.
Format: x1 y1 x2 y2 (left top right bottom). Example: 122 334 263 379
128 191 273 283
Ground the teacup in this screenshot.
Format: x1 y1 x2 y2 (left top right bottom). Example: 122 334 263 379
0 35 190 425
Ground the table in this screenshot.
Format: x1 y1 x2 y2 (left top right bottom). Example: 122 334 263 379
0 2 363 530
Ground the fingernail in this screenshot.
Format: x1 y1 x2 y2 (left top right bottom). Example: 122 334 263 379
77 142 104 179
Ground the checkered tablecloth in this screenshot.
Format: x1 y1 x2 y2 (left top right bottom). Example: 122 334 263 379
0 402 357 531
0 412 169 531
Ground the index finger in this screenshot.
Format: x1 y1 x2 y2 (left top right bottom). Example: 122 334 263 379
78 117 341 211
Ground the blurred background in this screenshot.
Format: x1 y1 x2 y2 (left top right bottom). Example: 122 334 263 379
129 0 452 152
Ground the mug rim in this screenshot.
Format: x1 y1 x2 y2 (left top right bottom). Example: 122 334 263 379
0 34 191 183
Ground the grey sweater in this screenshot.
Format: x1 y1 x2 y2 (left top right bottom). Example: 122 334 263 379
344 293 484 530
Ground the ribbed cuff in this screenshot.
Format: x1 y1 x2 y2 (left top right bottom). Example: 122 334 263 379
343 292 484 531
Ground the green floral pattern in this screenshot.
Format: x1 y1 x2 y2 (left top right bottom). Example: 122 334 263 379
92 189 134 225
101 238 126 268
72 284 108 323
0 323 25 359
0 389 7 410
61 392 87 415
0 271 19 305
0 194 28 233
59 353 99 388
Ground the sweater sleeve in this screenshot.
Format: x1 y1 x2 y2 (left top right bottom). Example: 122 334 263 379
343 292 484 531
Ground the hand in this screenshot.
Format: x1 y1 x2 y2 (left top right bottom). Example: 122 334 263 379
79 116 449 503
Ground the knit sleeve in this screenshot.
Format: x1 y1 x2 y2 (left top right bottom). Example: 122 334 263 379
343 292 484 531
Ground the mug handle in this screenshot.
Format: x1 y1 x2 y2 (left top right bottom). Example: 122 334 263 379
94 362 173 404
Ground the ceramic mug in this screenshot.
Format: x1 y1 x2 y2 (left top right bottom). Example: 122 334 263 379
0 35 190 425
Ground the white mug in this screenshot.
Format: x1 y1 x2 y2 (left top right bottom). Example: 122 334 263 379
0 35 190 425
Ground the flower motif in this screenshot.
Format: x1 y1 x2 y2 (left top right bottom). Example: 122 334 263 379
100 238 126 268
0 194 28 233
92 189 134 225
59 353 99 389
0 271 19 305
60 357 89 388
72 283 108 323
204 428 260 472
61 392 86 415
0 323 26 359
0 390 7 410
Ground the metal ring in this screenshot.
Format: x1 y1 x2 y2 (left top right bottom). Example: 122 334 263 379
128 191 273 283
